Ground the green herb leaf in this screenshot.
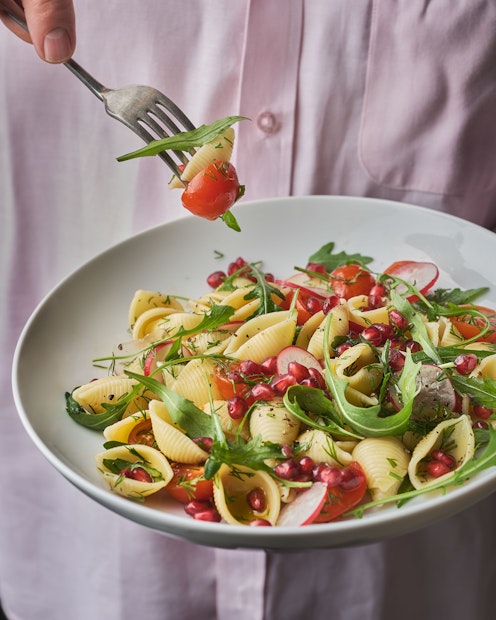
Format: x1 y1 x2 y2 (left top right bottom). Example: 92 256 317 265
450 375 496 409
220 209 241 232
117 116 248 161
306 242 373 271
65 388 139 431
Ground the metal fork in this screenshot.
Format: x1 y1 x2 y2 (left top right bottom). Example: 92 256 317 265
6 10 196 177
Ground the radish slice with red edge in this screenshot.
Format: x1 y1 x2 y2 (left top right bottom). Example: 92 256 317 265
383 260 439 299
276 345 323 375
277 482 328 526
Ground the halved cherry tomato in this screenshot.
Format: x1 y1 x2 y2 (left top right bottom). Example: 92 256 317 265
313 462 367 522
451 305 496 344
213 362 251 400
181 161 244 220
127 419 156 447
278 288 322 325
165 464 214 504
329 264 376 299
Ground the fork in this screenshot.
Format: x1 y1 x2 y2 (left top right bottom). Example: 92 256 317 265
5 10 196 177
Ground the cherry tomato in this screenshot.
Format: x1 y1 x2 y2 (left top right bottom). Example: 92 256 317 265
313 462 367 522
213 362 251 400
181 161 243 220
451 305 496 344
165 464 214 504
329 264 376 300
127 419 156 447
278 288 321 325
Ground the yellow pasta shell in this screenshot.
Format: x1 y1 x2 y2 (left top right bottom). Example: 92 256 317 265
202 400 250 441
72 375 149 415
306 303 349 360
95 444 173 499
128 290 183 328
352 436 410 501
249 400 300 445
103 411 151 443
148 399 209 464
347 295 390 327
408 415 475 490
297 429 354 466
213 464 281 525
170 357 222 406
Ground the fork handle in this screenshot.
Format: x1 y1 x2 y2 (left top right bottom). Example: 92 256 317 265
5 10 107 101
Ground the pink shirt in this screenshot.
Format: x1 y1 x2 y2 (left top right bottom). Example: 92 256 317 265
1 2 495 619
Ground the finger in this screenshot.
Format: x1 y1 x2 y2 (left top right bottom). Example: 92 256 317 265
0 1 33 43
2 0 76 63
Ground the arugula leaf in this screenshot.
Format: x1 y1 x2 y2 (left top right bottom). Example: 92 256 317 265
65 388 141 431
306 242 373 272
242 262 286 319
220 209 241 232
283 385 362 440
126 371 214 438
427 287 489 305
117 116 248 161
450 375 496 409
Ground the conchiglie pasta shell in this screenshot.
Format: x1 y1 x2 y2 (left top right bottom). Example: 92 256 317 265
128 290 183 328
224 311 297 362
213 464 281 525
472 353 496 380
330 343 383 394
408 415 475 490
95 444 173 499
103 411 151 443
306 304 349 360
148 399 209 464
184 329 232 356
168 128 235 189
249 400 300 445
72 376 149 415
202 400 250 441
295 311 327 350
347 295 390 327
424 316 464 347
297 429 354 466
170 357 222 406
352 436 410 500
131 307 180 340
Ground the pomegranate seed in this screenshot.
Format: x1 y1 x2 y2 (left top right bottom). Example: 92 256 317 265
270 373 297 395
335 342 353 356
192 436 213 452
281 444 294 458
405 339 421 353
287 361 310 382
339 465 362 491
361 325 386 346
306 262 327 275
299 377 320 389
312 463 342 487
250 383 275 401
388 348 405 372
265 273 275 282
298 456 315 475
430 449 456 469
206 270 226 289
388 308 409 332
369 284 386 297
249 519 272 526
305 296 324 314
261 356 278 375
227 396 248 419
240 359 265 377
184 500 212 517
247 487 267 512
454 353 478 375
226 370 244 385
323 295 340 314
120 466 153 483
426 461 452 478
308 367 326 389
193 509 221 522
274 460 300 480
473 420 489 430
473 404 493 419
367 294 384 309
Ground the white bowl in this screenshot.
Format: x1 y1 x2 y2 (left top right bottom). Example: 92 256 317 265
12 195 496 550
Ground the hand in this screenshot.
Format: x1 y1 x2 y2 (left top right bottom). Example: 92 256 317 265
0 0 75 62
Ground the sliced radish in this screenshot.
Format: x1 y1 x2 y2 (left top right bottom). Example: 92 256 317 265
276 345 323 376
383 260 439 299
276 277 329 300
143 341 191 379
277 482 328 526
412 364 457 420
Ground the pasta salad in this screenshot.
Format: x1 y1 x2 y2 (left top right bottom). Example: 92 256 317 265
66 242 496 527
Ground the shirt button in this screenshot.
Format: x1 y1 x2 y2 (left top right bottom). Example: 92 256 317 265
256 111 280 134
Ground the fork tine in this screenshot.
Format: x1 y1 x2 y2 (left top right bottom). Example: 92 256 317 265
127 121 184 178
136 112 190 169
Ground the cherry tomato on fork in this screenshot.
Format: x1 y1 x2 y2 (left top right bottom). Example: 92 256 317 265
181 160 244 220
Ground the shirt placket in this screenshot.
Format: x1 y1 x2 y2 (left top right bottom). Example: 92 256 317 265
235 0 303 200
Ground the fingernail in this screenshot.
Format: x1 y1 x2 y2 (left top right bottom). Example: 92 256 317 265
44 28 72 62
